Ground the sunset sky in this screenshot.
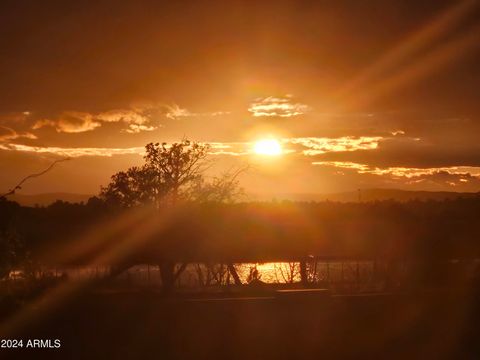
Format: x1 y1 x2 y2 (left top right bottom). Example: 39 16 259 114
1 0 480 196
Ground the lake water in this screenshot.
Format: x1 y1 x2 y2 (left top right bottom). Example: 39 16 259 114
44 261 376 287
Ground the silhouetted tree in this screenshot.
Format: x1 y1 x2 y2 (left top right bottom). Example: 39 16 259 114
100 139 245 291
0 158 70 199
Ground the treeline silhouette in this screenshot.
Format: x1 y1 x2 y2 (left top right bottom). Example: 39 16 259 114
1 196 480 282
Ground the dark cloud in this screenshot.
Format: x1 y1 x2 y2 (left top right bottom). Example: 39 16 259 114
314 137 480 168
314 161 480 192
0 125 36 141
1 0 479 112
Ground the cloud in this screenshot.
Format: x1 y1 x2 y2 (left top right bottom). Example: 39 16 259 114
248 95 311 117
164 104 193 120
0 143 145 158
163 104 230 120
204 137 380 157
33 112 102 133
314 161 480 177
311 135 480 169
0 140 250 158
30 104 232 134
314 161 480 188
123 124 157 134
0 141 244 158
313 161 371 172
96 109 157 133
205 142 251 156
206 137 383 157
0 136 389 159
0 126 37 141
9 133 475 168
32 107 158 134
287 136 383 155
95 109 150 124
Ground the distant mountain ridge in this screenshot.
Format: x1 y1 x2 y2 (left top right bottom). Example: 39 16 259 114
250 188 480 203
7 193 93 206
5 188 480 206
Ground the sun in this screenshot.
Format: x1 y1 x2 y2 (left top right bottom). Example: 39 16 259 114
254 139 282 156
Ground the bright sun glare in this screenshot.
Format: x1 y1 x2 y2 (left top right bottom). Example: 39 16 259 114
254 139 282 156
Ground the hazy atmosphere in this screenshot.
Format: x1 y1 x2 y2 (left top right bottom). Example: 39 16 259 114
2 0 480 196
2 1 480 359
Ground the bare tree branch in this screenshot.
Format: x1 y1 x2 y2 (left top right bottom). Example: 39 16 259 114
0 158 71 198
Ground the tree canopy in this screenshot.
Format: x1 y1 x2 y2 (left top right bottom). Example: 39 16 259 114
100 140 243 208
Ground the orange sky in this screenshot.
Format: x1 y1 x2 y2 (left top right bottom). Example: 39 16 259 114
1 0 480 196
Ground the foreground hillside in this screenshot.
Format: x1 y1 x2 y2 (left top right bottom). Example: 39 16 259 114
2 290 479 359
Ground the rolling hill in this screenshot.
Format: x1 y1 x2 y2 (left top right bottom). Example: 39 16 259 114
4 188 480 206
